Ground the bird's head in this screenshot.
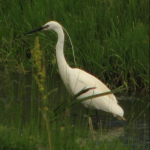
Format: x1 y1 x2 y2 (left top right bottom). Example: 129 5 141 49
43 21 62 31
24 21 62 35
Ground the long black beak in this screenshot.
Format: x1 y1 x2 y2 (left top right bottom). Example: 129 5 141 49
24 26 44 35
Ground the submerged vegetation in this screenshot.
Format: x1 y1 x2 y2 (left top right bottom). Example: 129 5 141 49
0 0 149 149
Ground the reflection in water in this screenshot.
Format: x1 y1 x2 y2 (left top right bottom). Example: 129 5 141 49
71 94 149 149
76 127 124 146
98 127 124 141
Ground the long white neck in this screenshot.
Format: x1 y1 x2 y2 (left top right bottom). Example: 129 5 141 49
55 26 71 86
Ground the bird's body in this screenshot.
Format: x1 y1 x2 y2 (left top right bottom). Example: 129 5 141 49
25 21 125 120
60 67 123 118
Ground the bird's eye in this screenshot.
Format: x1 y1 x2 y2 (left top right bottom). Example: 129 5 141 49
43 25 49 29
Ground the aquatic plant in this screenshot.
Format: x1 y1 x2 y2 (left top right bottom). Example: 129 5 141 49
31 37 52 150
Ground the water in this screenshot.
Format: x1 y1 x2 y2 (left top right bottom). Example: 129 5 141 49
72 93 149 149
0 72 149 149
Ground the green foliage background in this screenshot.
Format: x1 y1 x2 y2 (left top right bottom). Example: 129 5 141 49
0 0 149 90
0 0 149 149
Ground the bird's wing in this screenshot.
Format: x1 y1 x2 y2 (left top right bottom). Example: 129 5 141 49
68 68 123 116
68 68 117 103
80 88 124 117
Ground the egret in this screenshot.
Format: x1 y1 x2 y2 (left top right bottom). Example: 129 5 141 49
25 21 125 121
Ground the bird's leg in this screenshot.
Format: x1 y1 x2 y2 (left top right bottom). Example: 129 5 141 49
86 108 89 117
86 108 95 133
88 116 95 140
86 108 93 117
95 110 99 124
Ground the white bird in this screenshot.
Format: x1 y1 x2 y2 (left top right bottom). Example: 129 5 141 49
25 21 125 121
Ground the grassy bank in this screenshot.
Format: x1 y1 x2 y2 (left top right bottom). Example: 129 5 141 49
0 0 149 91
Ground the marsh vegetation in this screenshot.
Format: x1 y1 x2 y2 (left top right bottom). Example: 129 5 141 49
0 0 149 149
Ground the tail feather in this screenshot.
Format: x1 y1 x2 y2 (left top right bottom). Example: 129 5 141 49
117 116 126 121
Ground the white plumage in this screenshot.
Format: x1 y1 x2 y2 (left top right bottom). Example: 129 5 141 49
26 21 125 120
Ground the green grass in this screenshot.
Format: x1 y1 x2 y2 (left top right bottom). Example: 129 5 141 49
0 0 149 149
0 0 149 91
0 71 149 149
0 122 131 150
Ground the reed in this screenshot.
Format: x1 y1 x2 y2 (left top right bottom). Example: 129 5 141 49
0 68 149 149
0 78 148 149
0 0 149 149
0 0 149 91
0 0 148 91
31 37 52 150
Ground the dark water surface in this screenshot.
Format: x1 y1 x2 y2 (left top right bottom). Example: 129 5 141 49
0 73 149 149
